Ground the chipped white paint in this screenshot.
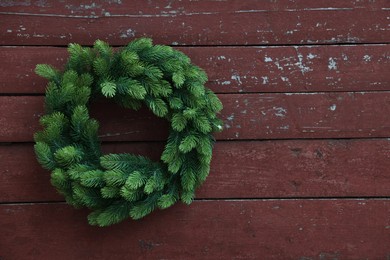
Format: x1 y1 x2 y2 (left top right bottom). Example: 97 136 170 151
33 33 45 38
120 28 136 38
329 104 337 111
79 3 100 10
280 76 292 86
98 130 140 138
281 76 289 82
6 29 12 33
16 33 29 38
294 47 312 75
274 60 284 71
165 1 172 9
171 42 179 45
261 76 269 84
264 56 273 62
363 55 372 62
273 107 287 117
278 125 290 130
342 53 348 61
231 74 242 85
217 55 226 60
303 7 353 11
328 58 338 70
0 10 214 19
284 92 319 96
307 53 317 60
221 80 231 85
227 113 235 121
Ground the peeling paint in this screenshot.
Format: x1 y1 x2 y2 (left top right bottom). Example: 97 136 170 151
281 76 289 82
307 53 317 60
363 55 372 62
264 56 273 62
294 47 312 75
274 60 284 71
231 74 242 85
261 76 269 85
0 0 30 7
120 28 136 38
32 33 46 38
329 104 337 111
273 107 287 117
227 113 235 121
328 58 338 70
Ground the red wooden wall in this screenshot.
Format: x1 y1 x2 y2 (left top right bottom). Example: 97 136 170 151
1 1 390 259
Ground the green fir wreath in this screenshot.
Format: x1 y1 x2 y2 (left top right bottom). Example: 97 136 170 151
34 38 223 227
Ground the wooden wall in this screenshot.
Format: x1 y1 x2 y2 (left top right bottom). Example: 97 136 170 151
1 1 390 259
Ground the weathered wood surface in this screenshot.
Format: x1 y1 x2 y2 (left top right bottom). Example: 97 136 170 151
3 0 389 14
1 92 390 142
1 0 390 258
1 45 389 94
1 200 390 259
1 139 390 203
1 0 389 46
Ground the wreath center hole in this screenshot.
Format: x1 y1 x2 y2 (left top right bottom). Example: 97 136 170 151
90 100 168 160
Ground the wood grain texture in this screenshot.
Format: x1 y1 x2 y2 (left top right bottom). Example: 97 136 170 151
1 44 389 94
1 139 390 203
1 200 390 259
1 1 390 257
2 0 388 15
1 0 389 45
1 92 390 142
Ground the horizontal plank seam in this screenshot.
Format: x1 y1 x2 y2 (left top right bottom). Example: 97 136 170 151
0 8 384 19
4 89 390 96
3 90 390 97
2 197 390 206
2 136 390 146
1 42 390 48
1 43 390 48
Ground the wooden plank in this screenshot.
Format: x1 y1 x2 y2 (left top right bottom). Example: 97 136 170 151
1 0 389 46
1 139 390 203
2 0 388 15
1 92 390 142
1 200 390 259
1 44 389 94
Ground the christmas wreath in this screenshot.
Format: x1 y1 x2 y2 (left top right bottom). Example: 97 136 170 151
34 38 223 227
